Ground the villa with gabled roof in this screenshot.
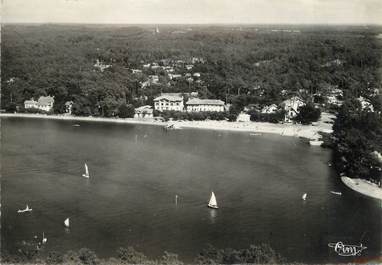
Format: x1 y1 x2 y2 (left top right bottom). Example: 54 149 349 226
154 94 184 112
24 96 55 112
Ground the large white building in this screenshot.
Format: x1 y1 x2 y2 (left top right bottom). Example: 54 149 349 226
186 98 225 112
24 96 55 112
154 94 184 112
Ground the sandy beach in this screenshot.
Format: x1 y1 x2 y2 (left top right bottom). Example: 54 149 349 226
0 112 335 140
341 176 382 200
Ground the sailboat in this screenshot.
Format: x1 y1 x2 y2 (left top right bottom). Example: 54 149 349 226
42 232 47 244
302 193 307 200
17 204 32 213
82 163 90 178
208 192 219 209
64 218 70 228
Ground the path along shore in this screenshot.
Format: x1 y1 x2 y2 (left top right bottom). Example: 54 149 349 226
0 112 335 140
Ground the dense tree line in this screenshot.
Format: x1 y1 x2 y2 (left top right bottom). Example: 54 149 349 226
332 98 382 182
1 24 381 120
1 244 283 265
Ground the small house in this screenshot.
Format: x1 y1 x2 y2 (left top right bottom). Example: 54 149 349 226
65 101 73 114
237 112 251 122
132 69 142 74
24 98 38 109
149 75 159 84
358 96 374 112
261 104 278 114
37 96 55 112
282 96 305 122
134 105 154 118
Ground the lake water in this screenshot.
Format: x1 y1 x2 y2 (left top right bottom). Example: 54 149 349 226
1 117 381 263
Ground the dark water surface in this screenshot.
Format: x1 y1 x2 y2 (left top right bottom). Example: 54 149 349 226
1 117 381 263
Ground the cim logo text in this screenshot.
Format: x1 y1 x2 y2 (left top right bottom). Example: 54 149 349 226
328 242 367 257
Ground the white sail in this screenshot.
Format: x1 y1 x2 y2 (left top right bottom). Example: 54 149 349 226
82 163 89 178
42 232 47 244
208 192 218 208
302 193 307 200
64 218 70 228
85 163 89 176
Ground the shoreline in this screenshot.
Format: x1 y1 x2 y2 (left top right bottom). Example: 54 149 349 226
341 176 382 200
0 112 334 140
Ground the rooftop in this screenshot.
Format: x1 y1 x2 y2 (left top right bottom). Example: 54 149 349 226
135 105 153 111
38 96 54 105
186 98 225 105
24 99 37 104
154 95 183 102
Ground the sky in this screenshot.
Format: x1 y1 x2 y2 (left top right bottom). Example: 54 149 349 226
2 0 382 25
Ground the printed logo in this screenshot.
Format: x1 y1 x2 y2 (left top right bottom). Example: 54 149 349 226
328 242 367 256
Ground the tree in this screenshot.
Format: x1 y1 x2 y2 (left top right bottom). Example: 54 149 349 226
78 248 98 265
118 103 135 118
294 104 321 124
196 244 283 264
117 247 152 264
46 251 64 264
160 251 183 265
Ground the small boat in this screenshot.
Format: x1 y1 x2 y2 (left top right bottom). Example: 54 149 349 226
72 124 81 127
330 191 342 196
208 192 219 209
17 204 32 213
175 194 179 205
164 124 174 130
164 123 181 130
82 163 90 178
64 218 70 228
302 193 307 200
42 232 47 244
